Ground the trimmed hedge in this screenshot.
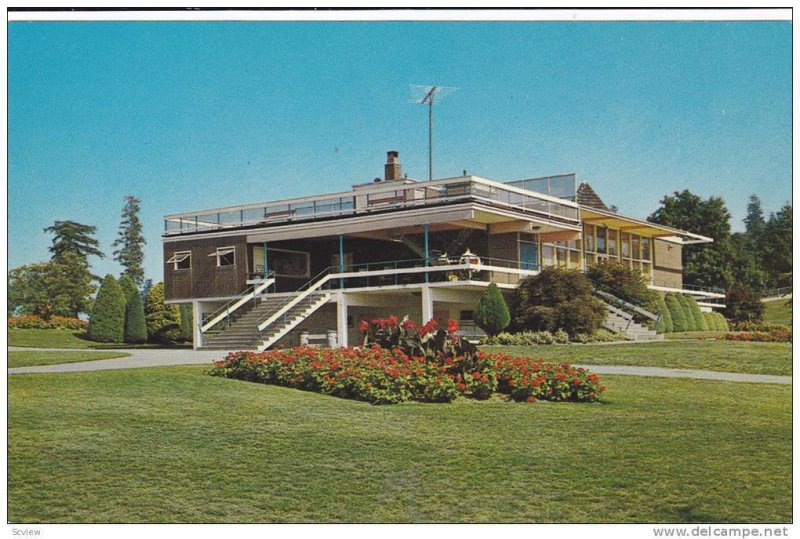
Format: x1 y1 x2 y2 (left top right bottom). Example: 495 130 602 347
653 294 673 334
702 312 718 332
679 294 698 331
88 274 126 343
665 294 688 332
8 315 87 330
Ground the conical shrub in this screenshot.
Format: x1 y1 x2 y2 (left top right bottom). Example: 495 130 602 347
665 294 688 332
678 294 698 331
475 282 511 337
88 274 126 343
687 296 709 331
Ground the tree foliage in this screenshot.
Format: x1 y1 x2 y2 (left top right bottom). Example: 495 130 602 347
112 195 147 286
511 268 606 337
586 261 657 306
8 252 96 319
652 294 673 334
44 220 104 262
124 291 148 344
678 294 698 331
665 294 688 332
179 304 194 343
88 275 126 343
144 282 180 341
474 282 511 337
724 284 764 323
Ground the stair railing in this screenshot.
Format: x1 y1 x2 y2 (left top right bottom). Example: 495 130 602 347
256 267 334 332
202 272 275 333
593 289 659 322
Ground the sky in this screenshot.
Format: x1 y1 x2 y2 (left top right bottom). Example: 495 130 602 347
8 19 792 283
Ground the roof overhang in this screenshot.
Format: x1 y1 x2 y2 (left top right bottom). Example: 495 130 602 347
580 206 713 245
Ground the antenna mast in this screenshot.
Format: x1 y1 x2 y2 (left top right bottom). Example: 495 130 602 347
410 84 457 181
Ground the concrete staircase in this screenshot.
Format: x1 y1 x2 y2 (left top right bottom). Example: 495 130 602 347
602 303 663 341
200 293 330 351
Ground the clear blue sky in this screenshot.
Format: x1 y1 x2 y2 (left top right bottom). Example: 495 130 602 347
9 20 791 283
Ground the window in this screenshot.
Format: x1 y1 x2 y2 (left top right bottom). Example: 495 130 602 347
519 239 538 270
166 251 191 270
621 232 630 258
460 310 474 321
596 227 607 254
584 224 595 252
209 246 236 267
607 229 617 257
641 237 652 261
270 248 311 278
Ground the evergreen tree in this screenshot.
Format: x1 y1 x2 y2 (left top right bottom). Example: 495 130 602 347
760 203 792 286
44 220 104 262
678 294 698 331
112 195 147 286
744 195 766 241
88 275 126 343
702 312 718 331
653 294 673 333
665 294 688 332
474 282 511 337
687 296 709 331
118 274 139 303
124 292 148 343
713 312 730 331
144 282 180 340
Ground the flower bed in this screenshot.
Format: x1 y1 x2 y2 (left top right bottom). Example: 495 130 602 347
209 316 605 405
8 315 87 330
724 329 791 343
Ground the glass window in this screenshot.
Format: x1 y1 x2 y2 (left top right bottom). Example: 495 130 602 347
166 251 191 270
641 237 652 261
270 249 310 278
621 232 630 257
541 245 555 267
632 235 641 261
520 240 538 270
607 229 617 257
596 227 607 254
556 245 568 268
208 247 235 267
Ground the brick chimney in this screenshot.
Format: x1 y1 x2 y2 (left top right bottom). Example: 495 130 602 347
385 150 402 181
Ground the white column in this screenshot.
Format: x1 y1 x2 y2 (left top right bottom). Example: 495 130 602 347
421 284 434 323
192 300 203 350
336 292 348 348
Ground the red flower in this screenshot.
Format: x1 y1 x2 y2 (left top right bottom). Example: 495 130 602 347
447 319 459 334
526 396 536 403
387 315 398 326
358 320 369 332
472 371 482 380
403 319 416 330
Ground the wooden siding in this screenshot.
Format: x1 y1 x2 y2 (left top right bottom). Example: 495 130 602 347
164 236 248 301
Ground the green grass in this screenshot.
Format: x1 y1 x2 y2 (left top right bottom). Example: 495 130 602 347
664 331 728 340
762 300 792 326
8 351 130 368
8 365 790 523
482 340 792 376
8 329 191 350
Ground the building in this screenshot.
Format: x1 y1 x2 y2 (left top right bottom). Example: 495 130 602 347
162 151 724 350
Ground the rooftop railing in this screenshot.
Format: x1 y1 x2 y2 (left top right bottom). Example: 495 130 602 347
163 176 580 235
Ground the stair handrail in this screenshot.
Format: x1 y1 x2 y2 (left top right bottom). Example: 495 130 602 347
202 273 275 333
256 267 334 332
594 289 659 322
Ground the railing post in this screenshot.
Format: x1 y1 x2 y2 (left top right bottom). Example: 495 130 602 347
339 234 345 289
424 224 430 283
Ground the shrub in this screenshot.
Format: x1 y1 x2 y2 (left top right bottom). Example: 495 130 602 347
474 282 511 337
87 274 126 343
8 315 87 330
714 312 730 332
678 294 698 331
123 292 147 343
569 329 622 343
665 294 688 332
144 282 180 341
483 328 621 345
179 304 193 342
512 268 606 337
724 284 764 322
689 298 709 331
702 312 718 332
586 261 658 306
729 321 790 332
652 294 673 333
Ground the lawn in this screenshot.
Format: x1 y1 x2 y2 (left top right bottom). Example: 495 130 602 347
8 364 791 523
763 299 792 326
482 340 792 376
664 331 728 340
8 351 130 368
8 329 192 350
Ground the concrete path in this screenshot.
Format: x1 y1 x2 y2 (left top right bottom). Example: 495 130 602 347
6 346 792 384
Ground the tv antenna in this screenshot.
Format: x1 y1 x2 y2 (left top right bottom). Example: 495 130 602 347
410 84 457 181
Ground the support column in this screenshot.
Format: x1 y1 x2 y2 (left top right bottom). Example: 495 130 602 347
336 292 348 347
339 234 345 289
421 284 433 324
424 224 430 283
192 300 203 350
263 242 268 278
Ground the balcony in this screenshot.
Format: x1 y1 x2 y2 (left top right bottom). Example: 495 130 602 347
163 175 580 236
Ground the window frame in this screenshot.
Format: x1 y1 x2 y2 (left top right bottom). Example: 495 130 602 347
209 246 236 268
166 251 192 271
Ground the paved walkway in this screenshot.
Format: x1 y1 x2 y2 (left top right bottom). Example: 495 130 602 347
6 347 792 384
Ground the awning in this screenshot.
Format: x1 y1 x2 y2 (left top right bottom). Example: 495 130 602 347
579 207 713 245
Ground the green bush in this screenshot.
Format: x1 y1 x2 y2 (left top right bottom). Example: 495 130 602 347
474 282 511 337
87 274 126 343
665 294 688 332
687 297 709 331
144 282 180 341
586 261 658 306
715 312 730 332
485 328 621 345
652 294 673 333
512 268 606 337
677 294 698 331
179 304 193 342
8 315 87 330
123 292 147 343
724 284 764 322
702 312 718 331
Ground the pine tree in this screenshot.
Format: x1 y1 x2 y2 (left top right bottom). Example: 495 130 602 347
44 220 104 262
88 275 126 343
744 195 766 241
112 195 147 286
474 282 511 337
124 292 148 343
144 282 180 340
